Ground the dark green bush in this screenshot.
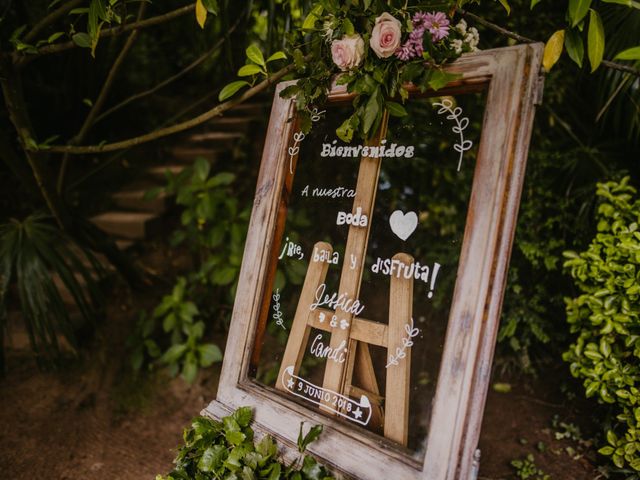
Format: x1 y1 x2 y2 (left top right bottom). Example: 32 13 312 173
563 177 640 472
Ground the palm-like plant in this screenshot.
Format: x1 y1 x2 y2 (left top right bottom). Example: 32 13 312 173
0 212 103 370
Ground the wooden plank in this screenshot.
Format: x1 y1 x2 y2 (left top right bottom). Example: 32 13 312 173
307 309 388 347
353 342 385 430
422 44 543 480
250 115 302 372
276 241 333 389
384 253 414 446
321 114 389 409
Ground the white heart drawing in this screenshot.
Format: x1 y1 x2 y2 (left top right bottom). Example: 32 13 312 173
389 210 418 241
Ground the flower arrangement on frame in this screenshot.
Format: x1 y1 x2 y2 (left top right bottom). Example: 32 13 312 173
225 1 481 143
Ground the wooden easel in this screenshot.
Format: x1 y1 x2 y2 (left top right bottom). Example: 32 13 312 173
276 118 415 446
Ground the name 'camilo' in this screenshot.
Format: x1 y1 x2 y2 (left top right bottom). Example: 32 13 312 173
321 139 415 159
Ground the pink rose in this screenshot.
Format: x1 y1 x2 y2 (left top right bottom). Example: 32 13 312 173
331 34 365 71
370 12 402 59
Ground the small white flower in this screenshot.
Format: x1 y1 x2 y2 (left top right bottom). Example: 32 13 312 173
455 19 467 35
322 20 334 41
465 27 480 51
450 38 463 54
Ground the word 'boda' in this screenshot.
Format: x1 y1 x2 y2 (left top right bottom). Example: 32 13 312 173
337 207 368 227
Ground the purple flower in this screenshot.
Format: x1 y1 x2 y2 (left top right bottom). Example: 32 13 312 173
423 11 450 42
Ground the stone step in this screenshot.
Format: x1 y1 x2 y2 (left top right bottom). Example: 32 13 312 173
89 211 162 240
116 239 135 251
209 116 257 133
186 131 244 147
111 188 169 214
169 146 223 163
147 164 189 179
229 102 270 117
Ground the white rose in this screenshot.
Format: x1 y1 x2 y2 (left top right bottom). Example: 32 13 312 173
331 34 365 71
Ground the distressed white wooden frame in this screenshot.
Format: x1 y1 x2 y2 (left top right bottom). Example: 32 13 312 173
204 44 544 480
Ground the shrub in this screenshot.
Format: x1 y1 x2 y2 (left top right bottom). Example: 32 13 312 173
157 407 334 480
0 212 103 368
563 177 640 472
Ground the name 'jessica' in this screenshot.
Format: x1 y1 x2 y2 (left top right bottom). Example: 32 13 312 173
309 284 365 317
321 140 415 159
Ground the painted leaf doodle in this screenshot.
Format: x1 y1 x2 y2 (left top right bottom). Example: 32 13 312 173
288 108 326 173
433 98 473 171
386 318 420 368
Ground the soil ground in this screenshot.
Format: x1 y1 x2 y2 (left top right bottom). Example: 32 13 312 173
0 243 603 480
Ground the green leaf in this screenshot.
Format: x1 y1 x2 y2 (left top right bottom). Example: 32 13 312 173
238 64 263 77
614 46 640 60
47 32 65 44
568 0 592 27
302 4 323 30
194 157 210 182
219 81 249 101
211 266 237 286
233 406 253 427
543 30 565 71
385 101 408 117
161 343 187 364
428 70 459 91
601 0 633 5
343 18 355 35
587 9 605 72
336 117 354 143
266 51 287 63
199 344 222 367
201 0 218 14
72 32 91 49
198 445 227 472
531 0 543 8
246 44 266 68
363 89 381 135
564 29 584 67
297 424 323 453
497 0 511 14
226 430 246 446
182 354 198 383
599 446 615 456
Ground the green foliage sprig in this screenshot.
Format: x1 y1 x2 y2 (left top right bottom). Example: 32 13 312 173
222 1 482 142
157 407 335 480
281 1 480 142
562 177 640 472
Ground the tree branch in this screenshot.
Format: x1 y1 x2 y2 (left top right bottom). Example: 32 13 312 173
459 9 640 78
57 2 147 192
23 0 84 44
43 60 302 155
94 13 243 125
14 4 193 63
